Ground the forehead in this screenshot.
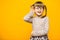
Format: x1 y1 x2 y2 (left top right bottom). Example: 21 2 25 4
34 5 44 8
35 6 43 9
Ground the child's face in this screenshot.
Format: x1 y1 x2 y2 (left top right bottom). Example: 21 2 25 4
34 6 44 16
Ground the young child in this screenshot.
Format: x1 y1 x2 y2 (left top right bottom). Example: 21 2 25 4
24 1 49 40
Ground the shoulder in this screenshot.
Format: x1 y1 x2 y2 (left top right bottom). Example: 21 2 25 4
44 16 48 19
43 16 49 21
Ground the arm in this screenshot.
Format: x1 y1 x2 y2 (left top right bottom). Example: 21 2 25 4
44 17 49 34
24 11 34 23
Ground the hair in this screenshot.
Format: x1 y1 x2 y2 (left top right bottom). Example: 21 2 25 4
31 1 43 7
31 1 47 18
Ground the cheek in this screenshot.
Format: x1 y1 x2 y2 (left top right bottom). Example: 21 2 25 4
34 9 38 12
41 9 44 13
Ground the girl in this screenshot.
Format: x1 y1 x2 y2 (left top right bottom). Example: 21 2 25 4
24 1 49 40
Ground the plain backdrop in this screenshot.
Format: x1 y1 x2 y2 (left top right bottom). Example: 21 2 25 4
0 0 60 40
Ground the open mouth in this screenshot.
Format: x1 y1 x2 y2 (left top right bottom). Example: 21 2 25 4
38 11 41 13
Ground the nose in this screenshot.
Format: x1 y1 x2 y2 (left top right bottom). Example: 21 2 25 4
39 8 41 10
38 8 41 12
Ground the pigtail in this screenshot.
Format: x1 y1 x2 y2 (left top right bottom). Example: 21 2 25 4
41 5 47 18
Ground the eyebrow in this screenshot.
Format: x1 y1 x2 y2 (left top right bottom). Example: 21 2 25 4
35 6 43 8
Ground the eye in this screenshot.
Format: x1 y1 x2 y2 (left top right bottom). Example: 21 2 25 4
36 7 39 9
40 7 43 9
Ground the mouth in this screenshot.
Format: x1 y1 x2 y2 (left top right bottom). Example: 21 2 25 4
38 11 41 13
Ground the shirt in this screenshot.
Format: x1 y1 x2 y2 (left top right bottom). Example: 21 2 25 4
24 11 49 36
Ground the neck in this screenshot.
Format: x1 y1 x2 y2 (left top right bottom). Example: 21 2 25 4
36 15 42 17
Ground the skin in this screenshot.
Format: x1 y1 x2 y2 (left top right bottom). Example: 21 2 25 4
34 6 44 16
31 6 44 17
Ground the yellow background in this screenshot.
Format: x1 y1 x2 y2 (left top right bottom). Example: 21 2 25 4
0 0 60 40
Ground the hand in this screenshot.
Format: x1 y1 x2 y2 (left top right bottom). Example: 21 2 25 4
30 6 35 13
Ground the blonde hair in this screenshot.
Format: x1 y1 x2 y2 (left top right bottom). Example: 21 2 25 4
31 1 47 18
